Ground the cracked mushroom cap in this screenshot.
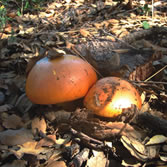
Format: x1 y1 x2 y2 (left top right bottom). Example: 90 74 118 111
26 55 97 104
84 77 142 118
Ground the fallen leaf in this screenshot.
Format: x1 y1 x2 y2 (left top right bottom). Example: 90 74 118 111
86 150 107 167
31 117 47 135
15 93 33 114
121 160 141 167
1 160 27 167
145 135 167 145
44 110 71 122
15 141 49 159
94 23 102 29
47 150 63 166
2 114 24 129
121 136 148 161
7 11 17 18
36 135 57 148
46 160 67 167
80 29 91 37
0 104 13 112
159 154 167 162
0 128 33 146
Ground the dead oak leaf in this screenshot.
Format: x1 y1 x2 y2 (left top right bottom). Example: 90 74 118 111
86 150 107 167
46 160 67 167
0 104 13 112
120 136 159 161
15 141 49 159
145 135 167 145
31 117 47 135
46 150 63 167
0 128 33 146
80 29 91 37
36 135 57 148
2 114 24 129
1 160 27 167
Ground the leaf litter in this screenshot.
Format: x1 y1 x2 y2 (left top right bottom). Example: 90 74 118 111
0 0 167 166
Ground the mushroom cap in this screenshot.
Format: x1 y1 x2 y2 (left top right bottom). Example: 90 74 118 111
26 55 97 104
84 77 142 118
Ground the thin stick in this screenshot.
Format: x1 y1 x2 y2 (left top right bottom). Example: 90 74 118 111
130 80 167 85
144 64 167 82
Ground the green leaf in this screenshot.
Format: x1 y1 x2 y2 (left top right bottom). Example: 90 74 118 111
142 21 150 29
17 10 21 16
24 1 30 10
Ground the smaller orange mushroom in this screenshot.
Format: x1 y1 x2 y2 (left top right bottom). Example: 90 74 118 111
84 77 142 118
26 55 97 104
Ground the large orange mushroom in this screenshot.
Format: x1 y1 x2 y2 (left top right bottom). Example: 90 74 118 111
26 55 97 104
84 77 142 118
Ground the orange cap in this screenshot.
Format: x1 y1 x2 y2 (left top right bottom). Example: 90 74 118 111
26 55 97 104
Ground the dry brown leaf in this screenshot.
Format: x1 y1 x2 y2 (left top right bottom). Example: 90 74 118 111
141 102 150 112
15 141 49 159
86 150 107 167
1 160 27 167
31 117 47 135
108 19 119 24
2 114 24 129
0 104 13 112
19 26 35 35
0 128 33 146
80 29 91 37
159 155 167 162
121 135 160 161
36 135 57 148
7 11 17 18
15 93 33 114
44 110 71 122
46 160 67 167
121 160 141 167
0 33 9 39
121 136 148 161
66 41 74 49
94 23 102 29
102 21 110 28
46 150 63 166
4 24 12 33
145 135 167 145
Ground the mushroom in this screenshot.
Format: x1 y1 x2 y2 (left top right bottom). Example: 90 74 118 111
26 55 97 104
84 77 142 118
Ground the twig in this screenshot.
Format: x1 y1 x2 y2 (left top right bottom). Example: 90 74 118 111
144 64 167 82
130 80 167 85
70 128 112 151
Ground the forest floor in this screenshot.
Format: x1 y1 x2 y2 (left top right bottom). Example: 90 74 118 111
0 0 167 167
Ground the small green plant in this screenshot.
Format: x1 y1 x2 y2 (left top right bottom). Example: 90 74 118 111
0 5 8 32
140 4 151 16
16 0 46 15
142 21 150 29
